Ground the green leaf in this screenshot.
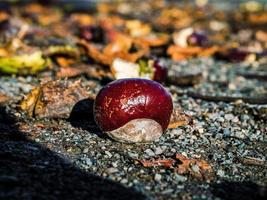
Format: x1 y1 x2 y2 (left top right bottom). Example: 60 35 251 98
0 51 47 75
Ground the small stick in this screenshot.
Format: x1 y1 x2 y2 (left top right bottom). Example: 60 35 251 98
187 92 267 105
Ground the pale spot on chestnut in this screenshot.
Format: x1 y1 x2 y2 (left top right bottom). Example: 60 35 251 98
107 118 163 143
93 78 173 143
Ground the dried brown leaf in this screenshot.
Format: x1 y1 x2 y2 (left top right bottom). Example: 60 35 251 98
56 57 76 68
21 80 92 119
20 87 41 117
137 159 175 168
167 45 220 61
175 153 214 181
56 65 111 80
137 153 214 181
168 108 193 129
0 93 10 104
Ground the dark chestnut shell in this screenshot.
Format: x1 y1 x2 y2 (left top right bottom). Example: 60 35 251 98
93 78 173 132
187 32 207 47
153 60 167 83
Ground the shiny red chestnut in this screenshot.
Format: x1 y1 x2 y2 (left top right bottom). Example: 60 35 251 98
227 48 249 62
79 26 104 42
187 32 207 47
152 59 168 83
93 78 173 143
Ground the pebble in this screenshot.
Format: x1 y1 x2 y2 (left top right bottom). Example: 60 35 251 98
145 149 155 157
155 147 164 155
175 174 187 182
83 148 89 153
223 128 231 137
105 151 112 158
120 179 128 184
154 174 162 181
85 158 92 166
107 167 118 174
161 189 174 194
217 169 225 177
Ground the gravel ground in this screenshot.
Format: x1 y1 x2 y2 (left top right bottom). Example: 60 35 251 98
0 58 266 200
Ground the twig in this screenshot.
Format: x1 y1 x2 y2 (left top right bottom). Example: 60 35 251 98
187 92 267 105
238 72 267 81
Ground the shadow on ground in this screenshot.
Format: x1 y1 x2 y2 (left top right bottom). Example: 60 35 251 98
0 106 146 200
68 98 108 139
212 181 267 200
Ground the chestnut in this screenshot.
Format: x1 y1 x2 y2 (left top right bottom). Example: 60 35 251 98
93 78 173 143
187 32 207 47
111 58 167 83
215 48 249 62
152 59 167 83
79 26 104 43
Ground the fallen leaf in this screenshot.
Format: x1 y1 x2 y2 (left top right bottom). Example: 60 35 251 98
175 153 214 181
56 64 112 79
256 30 267 42
20 80 93 119
134 33 170 47
167 45 220 61
168 108 193 129
0 51 48 75
137 159 175 168
0 93 10 104
78 36 148 66
137 153 214 181
20 87 41 117
56 57 76 68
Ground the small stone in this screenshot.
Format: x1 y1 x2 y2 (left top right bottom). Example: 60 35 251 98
225 114 234 121
223 128 231 137
217 117 224 123
105 151 112 158
162 189 174 194
155 147 164 155
235 131 245 139
120 179 128 184
198 128 204 134
232 117 239 123
83 148 89 153
128 152 138 158
217 169 225 177
154 174 162 181
145 186 151 190
107 167 118 174
85 158 92 166
175 174 187 182
112 162 118 168
145 149 155 157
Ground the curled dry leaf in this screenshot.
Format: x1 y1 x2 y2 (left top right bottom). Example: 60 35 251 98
20 80 94 119
137 153 214 181
167 45 220 61
55 57 76 68
78 40 111 65
125 20 151 37
70 13 95 26
56 64 112 80
137 159 175 168
0 93 10 104
256 30 267 43
78 34 149 66
168 108 193 129
175 154 214 181
134 33 170 47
